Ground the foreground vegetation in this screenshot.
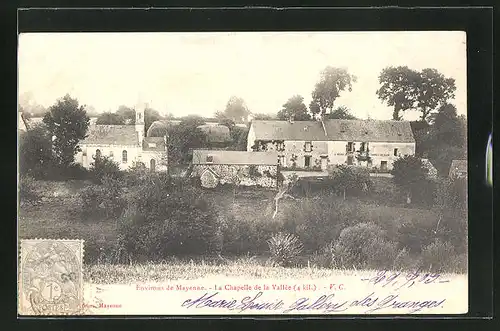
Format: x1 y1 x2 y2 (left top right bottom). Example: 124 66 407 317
19 165 467 275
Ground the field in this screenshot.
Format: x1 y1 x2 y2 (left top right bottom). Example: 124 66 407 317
18 178 467 279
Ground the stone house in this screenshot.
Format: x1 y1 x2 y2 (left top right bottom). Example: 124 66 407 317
75 106 168 172
190 150 279 188
247 119 416 172
449 159 467 179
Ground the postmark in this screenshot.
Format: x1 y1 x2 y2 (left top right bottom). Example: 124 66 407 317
18 239 84 315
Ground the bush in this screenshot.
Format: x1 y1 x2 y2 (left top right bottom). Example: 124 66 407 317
332 222 398 270
218 215 282 255
419 239 457 273
79 176 126 218
89 156 122 184
19 175 41 204
396 218 438 254
117 178 220 260
284 195 362 252
267 232 304 267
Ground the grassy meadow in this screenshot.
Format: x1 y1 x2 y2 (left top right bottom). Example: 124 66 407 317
18 177 467 282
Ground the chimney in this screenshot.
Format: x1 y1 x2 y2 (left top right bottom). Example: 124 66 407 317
289 115 294 124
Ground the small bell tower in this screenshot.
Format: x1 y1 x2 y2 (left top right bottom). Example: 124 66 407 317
135 102 145 147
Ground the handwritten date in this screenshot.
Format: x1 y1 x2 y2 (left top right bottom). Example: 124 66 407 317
361 270 449 290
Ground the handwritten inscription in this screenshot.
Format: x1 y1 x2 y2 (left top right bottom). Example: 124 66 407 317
361 270 449 290
181 291 446 314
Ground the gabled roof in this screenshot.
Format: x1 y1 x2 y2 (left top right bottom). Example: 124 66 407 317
142 137 166 152
250 119 415 143
81 125 138 146
192 150 278 165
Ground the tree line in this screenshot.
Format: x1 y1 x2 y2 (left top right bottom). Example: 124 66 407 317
19 64 465 175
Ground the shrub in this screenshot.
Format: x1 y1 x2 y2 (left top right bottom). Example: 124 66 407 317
267 232 304 267
396 218 438 254
219 215 282 255
79 176 126 218
117 178 220 260
328 165 372 199
19 175 41 204
285 195 362 252
89 156 122 184
332 222 398 270
419 239 457 273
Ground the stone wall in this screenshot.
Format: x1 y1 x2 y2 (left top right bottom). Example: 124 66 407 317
191 164 278 188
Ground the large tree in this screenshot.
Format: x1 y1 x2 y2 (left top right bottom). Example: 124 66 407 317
420 103 467 175
216 96 251 123
43 94 90 167
391 155 429 204
376 66 456 121
18 123 53 178
116 105 136 124
277 95 311 121
96 112 126 125
327 105 357 120
167 117 207 164
144 107 162 132
416 69 456 121
310 67 357 117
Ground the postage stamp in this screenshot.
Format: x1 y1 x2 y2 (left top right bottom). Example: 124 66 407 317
18 239 84 315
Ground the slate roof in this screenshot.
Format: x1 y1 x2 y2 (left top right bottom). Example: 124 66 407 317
142 137 166 152
449 159 467 176
250 119 415 143
81 125 138 146
192 150 278 165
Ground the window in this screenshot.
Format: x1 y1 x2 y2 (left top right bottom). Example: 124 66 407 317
278 155 285 165
109 151 114 158
150 159 156 172
346 142 355 152
393 148 399 157
95 149 101 158
304 142 312 152
381 161 388 171
82 150 87 156
304 156 311 167
122 150 128 163
277 141 285 151
206 155 214 163
360 142 366 152
347 155 354 165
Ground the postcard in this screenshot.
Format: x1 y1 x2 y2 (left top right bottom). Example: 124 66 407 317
17 31 468 316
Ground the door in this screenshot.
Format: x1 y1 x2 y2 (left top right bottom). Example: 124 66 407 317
320 157 328 170
150 158 156 172
347 155 354 165
380 161 388 171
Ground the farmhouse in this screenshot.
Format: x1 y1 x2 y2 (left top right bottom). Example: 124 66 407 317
75 105 168 172
190 150 279 188
247 118 416 172
449 159 467 179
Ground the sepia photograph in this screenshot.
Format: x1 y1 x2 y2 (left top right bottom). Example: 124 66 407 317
17 31 468 315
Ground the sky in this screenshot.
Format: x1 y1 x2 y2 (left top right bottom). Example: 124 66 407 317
18 31 467 120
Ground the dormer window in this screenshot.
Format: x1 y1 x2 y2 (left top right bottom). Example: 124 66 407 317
206 155 214 163
148 142 156 148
